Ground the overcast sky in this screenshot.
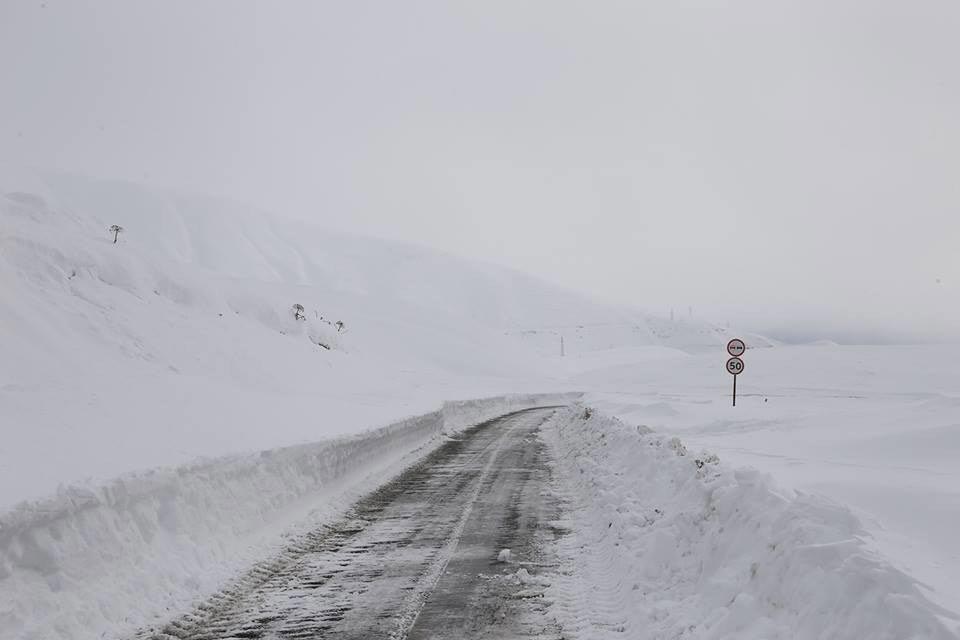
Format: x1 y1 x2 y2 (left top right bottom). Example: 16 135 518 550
2 0 958 342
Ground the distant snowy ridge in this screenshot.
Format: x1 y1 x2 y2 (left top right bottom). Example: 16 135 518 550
0 169 755 508
542 407 958 640
509 319 776 356
0 393 578 640
0 168 757 364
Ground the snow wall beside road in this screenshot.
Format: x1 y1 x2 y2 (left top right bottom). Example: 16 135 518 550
0 393 578 640
543 406 959 640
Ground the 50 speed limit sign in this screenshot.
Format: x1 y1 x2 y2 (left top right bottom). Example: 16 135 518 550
725 339 746 406
726 357 744 375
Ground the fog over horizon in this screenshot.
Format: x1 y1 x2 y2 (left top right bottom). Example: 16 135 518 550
2 1 958 343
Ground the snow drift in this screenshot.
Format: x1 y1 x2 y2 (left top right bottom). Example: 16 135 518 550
0 393 576 640
542 407 959 639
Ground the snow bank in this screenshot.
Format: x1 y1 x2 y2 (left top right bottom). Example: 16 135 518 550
574 343 960 612
0 393 575 640
542 407 959 639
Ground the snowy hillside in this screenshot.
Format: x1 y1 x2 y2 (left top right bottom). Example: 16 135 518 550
0 169 738 509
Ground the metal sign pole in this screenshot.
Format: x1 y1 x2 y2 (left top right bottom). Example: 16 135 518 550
733 373 737 407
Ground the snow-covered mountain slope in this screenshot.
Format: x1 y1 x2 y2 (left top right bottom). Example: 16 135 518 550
0 169 742 509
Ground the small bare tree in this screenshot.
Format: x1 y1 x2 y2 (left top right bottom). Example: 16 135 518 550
109 224 124 244
292 304 306 321
335 320 345 333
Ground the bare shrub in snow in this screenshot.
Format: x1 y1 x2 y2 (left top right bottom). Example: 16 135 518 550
109 224 124 243
335 320 345 332
292 304 305 321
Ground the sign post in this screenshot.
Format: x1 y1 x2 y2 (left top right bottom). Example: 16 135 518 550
725 339 746 406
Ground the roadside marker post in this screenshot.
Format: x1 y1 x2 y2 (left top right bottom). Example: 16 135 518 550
726 339 746 406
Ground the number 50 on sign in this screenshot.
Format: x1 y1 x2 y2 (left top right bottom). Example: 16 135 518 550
726 357 744 375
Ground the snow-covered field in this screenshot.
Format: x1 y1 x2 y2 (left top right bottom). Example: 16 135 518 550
2 170 958 638
563 343 960 623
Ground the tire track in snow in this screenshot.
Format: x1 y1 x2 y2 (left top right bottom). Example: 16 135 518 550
387 407 520 639
134 406 565 640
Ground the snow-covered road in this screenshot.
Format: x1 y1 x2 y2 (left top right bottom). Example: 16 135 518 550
135 407 563 640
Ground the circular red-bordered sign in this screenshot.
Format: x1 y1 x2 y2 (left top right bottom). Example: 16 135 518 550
727 338 746 357
726 357 744 375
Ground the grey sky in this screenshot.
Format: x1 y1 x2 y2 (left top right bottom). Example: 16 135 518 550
2 0 958 341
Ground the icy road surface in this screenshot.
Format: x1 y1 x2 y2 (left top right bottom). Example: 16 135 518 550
137 407 564 640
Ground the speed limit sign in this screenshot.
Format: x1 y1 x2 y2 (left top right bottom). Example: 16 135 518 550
726 357 744 375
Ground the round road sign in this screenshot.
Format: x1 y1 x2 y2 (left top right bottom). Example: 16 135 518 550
726 357 744 375
727 338 746 357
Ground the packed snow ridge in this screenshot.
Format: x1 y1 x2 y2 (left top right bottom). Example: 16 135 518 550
542 406 958 639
